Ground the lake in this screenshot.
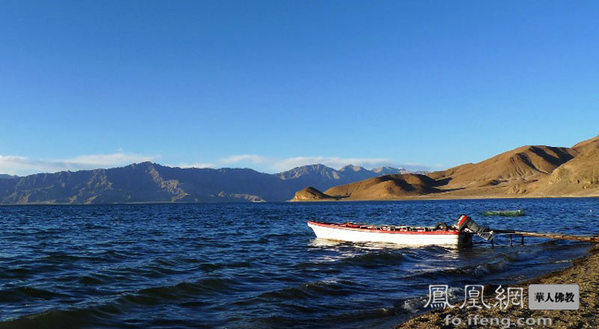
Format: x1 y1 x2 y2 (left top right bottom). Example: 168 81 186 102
1 199 598 328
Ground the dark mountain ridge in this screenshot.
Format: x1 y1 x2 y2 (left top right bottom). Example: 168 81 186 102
0 162 407 204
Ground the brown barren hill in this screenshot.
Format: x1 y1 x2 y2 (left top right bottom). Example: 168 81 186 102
323 174 439 200
291 135 599 201
291 186 337 201
428 145 576 189
529 135 599 196
572 134 599 153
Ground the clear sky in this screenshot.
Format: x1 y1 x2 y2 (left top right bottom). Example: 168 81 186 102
1 1 598 175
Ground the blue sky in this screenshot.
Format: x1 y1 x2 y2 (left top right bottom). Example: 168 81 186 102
1 1 598 175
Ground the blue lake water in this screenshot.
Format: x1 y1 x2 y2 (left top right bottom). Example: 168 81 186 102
1 199 598 328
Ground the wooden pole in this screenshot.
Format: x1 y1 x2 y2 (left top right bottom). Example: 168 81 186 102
493 229 599 243
512 231 599 242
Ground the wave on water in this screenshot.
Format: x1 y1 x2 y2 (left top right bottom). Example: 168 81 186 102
255 279 358 301
295 251 408 271
0 277 239 329
0 200 595 329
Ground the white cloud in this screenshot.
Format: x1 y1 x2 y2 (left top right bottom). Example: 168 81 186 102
214 154 432 172
0 151 437 176
66 153 156 167
174 162 215 169
220 154 269 164
217 154 395 171
0 152 157 176
272 156 394 172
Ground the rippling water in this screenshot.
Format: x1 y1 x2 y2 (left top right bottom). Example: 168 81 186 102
1 199 598 328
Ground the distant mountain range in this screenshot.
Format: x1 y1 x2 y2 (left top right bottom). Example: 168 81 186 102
0 163 408 204
4 134 598 204
292 135 599 201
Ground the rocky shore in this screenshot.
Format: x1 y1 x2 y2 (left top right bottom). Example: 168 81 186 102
396 245 599 329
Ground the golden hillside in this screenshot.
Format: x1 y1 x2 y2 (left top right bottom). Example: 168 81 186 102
429 145 576 188
293 186 337 201
322 174 439 200
292 135 599 201
530 147 599 196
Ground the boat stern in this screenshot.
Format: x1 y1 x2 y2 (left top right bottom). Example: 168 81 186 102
458 232 473 248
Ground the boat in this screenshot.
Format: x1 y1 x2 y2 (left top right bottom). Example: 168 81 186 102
307 215 488 247
308 214 599 247
482 209 525 217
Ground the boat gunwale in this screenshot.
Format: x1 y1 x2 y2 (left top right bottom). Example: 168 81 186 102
307 220 462 235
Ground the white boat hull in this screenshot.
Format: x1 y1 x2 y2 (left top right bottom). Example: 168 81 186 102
308 221 472 247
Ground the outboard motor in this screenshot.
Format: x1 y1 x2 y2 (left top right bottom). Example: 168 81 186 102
455 215 494 241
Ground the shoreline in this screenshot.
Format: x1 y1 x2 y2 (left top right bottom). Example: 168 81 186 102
290 194 599 202
0 194 598 206
1 195 598 206
396 244 599 328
